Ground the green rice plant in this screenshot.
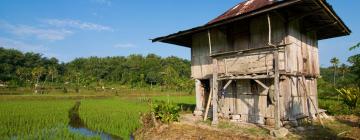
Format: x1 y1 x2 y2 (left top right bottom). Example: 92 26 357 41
79 98 149 139
151 96 195 112
150 96 195 104
0 100 100 139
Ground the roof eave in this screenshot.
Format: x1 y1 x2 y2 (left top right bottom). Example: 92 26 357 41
315 0 351 35
151 0 303 47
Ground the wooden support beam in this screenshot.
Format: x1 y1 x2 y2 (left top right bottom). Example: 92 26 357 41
222 80 233 90
211 58 219 126
273 48 281 130
255 79 270 96
195 79 203 112
254 79 269 90
210 44 289 58
219 75 274 80
268 13 281 130
208 30 212 55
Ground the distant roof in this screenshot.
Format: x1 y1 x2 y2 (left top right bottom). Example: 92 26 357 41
152 0 351 48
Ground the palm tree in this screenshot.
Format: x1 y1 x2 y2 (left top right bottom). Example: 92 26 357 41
31 67 45 93
339 64 348 79
330 57 340 87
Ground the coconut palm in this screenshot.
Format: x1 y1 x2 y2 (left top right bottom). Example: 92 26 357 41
339 64 349 79
330 57 340 87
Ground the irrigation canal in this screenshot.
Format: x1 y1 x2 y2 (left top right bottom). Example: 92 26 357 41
68 101 132 140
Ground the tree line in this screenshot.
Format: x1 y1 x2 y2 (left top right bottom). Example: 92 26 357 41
0 47 193 92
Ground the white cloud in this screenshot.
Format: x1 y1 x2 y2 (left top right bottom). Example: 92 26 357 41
43 19 113 31
13 25 72 41
0 37 46 52
113 43 136 49
0 21 73 41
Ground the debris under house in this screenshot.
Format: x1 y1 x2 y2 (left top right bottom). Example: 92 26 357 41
152 0 351 129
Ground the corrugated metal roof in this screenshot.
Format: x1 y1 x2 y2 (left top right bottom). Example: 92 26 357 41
208 0 276 24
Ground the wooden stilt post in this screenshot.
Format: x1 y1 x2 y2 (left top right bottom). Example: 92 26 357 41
212 58 219 126
194 79 203 116
274 48 281 129
207 29 219 126
268 13 281 129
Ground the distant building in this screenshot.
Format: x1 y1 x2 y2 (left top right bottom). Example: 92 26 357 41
0 81 6 87
153 0 350 127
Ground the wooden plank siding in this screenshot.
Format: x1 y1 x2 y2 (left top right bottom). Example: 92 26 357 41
191 32 212 79
190 13 320 125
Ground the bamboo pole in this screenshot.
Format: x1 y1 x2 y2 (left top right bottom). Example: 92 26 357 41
203 83 213 121
300 76 324 128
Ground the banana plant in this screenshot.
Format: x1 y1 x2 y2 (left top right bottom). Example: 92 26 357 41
336 87 360 109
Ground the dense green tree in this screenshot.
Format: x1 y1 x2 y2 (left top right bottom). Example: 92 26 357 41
339 64 349 79
349 43 360 86
0 47 193 91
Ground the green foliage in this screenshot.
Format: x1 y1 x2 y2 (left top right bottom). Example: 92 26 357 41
336 87 360 109
349 42 360 51
348 43 360 86
151 101 180 123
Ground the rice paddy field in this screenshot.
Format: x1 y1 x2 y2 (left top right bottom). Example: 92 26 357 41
0 100 101 140
0 90 195 140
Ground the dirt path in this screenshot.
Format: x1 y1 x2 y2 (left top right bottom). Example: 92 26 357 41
135 114 272 140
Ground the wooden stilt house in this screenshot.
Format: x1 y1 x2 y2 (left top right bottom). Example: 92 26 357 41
152 0 350 127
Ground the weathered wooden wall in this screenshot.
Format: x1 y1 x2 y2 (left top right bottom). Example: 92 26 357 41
191 32 212 79
192 13 320 125
286 19 320 76
216 51 285 75
217 77 318 124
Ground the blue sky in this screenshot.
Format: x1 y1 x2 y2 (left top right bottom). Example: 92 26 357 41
0 0 359 67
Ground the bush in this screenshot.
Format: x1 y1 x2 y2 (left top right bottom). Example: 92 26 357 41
151 101 180 123
336 87 360 109
319 99 352 115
